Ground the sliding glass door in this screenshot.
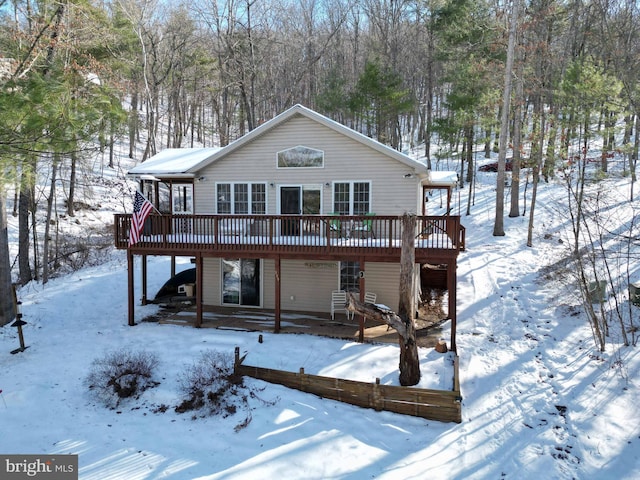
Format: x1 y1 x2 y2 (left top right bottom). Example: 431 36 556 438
280 185 322 235
222 259 261 306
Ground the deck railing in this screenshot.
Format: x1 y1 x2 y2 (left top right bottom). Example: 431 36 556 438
114 213 464 257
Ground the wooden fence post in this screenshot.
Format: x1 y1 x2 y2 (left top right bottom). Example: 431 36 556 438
299 367 306 392
373 378 382 411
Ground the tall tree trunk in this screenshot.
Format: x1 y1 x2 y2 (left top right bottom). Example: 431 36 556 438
345 214 421 386
30 181 39 282
543 107 557 182
465 126 474 185
0 189 15 326
398 214 420 386
466 119 476 214
67 150 77 217
18 170 33 285
527 108 547 247
109 131 115 169
509 41 524 218
129 90 138 159
631 113 639 200
42 157 58 284
12 181 18 217
494 0 518 236
424 24 435 169
484 127 491 158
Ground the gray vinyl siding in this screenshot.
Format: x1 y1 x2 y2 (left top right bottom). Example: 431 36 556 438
201 257 403 315
194 115 420 216
195 113 421 313
202 258 221 305
202 258 337 312
361 263 401 311
280 260 339 312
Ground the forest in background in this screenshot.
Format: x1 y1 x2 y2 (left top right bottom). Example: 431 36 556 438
0 0 639 328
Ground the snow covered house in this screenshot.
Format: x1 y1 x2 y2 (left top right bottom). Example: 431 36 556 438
114 105 464 349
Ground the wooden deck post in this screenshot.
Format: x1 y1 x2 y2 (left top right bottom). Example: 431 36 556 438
127 250 135 326
195 254 203 328
358 257 366 343
141 254 148 305
448 261 457 352
274 256 281 333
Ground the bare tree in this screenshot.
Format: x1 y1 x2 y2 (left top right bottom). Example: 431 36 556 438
0 190 15 326
508 51 524 218
493 0 519 236
347 214 420 386
18 165 33 285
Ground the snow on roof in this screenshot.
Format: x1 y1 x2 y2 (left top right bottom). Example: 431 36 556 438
426 170 458 186
128 148 222 177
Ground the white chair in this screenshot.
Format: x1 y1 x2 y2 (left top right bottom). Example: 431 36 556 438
331 290 353 321
364 291 377 305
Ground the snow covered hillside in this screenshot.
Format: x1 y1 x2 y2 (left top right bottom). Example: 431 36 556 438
1 150 639 479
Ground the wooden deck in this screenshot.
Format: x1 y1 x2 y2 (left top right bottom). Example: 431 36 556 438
114 213 465 263
120 213 464 351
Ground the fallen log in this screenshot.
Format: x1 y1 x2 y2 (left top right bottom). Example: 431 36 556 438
345 293 409 339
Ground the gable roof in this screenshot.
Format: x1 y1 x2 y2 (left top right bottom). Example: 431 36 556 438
128 105 427 178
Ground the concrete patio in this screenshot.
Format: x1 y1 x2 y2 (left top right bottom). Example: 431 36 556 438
144 304 446 348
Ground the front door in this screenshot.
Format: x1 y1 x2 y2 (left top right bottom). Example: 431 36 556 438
280 186 322 236
280 186 301 235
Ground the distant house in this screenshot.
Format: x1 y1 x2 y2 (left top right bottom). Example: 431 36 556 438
115 105 464 349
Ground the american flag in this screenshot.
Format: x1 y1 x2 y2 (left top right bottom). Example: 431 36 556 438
129 191 154 246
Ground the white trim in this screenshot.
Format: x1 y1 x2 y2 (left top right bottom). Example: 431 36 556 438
215 181 268 214
276 184 324 215
332 180 372 215
276 145 325 169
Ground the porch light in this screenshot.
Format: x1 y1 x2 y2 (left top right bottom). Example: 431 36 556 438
270 183 275 188
325 182 330 188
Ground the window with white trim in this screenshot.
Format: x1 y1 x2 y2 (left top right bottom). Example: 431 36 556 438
340 261 360 293
277 146 324 168
251 184 266 214
333 181 371 214
217 183 266 214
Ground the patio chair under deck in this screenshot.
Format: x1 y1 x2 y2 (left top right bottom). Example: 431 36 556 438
331 290 353 321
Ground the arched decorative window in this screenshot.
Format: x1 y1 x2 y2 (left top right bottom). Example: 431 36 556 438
277 146 324 168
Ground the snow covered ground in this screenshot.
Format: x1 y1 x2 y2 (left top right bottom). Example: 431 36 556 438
1 156 640 479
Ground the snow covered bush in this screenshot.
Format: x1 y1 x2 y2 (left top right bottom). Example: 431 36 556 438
175 349 275 431
85 349 160 408
175 350 245 418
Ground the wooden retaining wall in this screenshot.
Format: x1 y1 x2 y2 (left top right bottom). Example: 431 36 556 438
234 347 462 423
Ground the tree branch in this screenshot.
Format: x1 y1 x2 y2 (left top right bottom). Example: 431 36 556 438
345 292 409 339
